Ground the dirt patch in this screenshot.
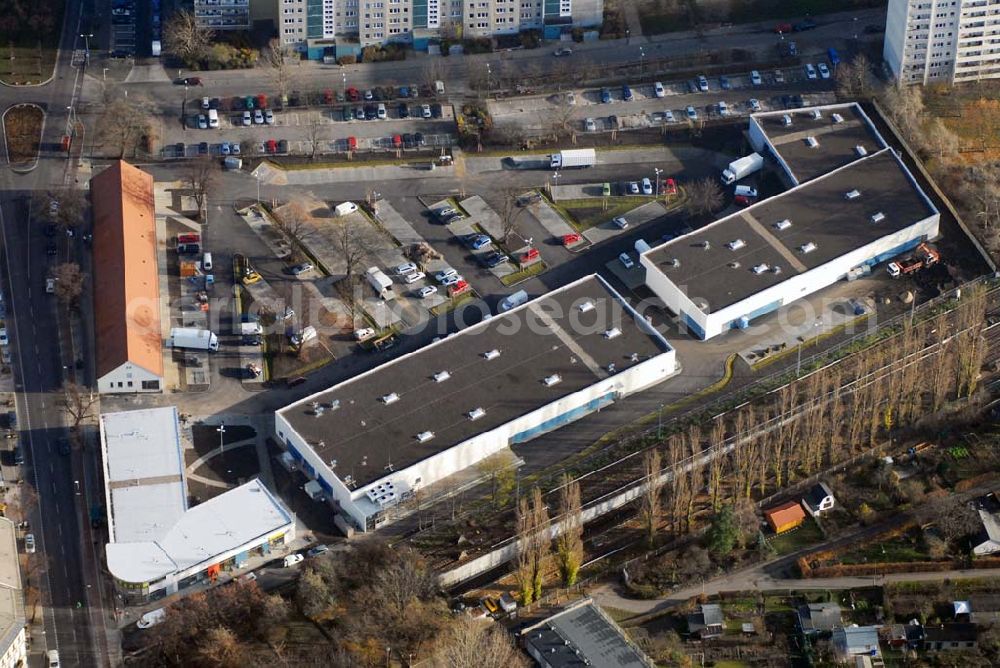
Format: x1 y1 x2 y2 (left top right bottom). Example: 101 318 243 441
3 104 43 167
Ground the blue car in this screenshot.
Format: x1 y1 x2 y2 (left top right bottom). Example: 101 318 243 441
399 86 410 98
600 87 611 104
622 84 633 101
469 235 491 250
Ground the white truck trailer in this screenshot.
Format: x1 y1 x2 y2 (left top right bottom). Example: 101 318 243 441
550 148 596 169
721 153 764 184
366 267 394 300
169 327 219 352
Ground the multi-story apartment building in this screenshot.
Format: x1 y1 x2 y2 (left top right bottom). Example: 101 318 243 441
885 0 1000 85
193 0 253 29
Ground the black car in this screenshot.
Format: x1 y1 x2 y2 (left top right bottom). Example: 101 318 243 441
342 106 353 121
288 91 301 106
402 133 415 148
430 103 443 118
278 139 288 153
372 88 384 101
198 141 209 155
5 411 15 429
364 104 377 120
482 251 509 268
414 132 425 146
46 242 57 255
44 224 58 237
793 19 817 31
242 334 262 346
209 97 220 110
175 142 185 156
398 103 409 119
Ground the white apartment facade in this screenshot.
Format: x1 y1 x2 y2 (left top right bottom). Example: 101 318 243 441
885 0 1000 84
193 0 252 29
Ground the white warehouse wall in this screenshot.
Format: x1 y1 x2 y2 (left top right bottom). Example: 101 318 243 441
98 362 162 395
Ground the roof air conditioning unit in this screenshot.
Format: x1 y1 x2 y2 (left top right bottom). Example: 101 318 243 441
811 109 822 119
805 136 819 148
380 392 399 405
578 300 595 313
604 327 622 339
483 349 501 360
467 407 486 420
832 112 844 123
774 219 792 231
433 370 451 382
700 241 711 250
871 211 885 223
668 258 681 267
328 400 340 411
855 145 868 157
845 189 861 200
726 239 746 251
752 263 769 274
543 374 562 387
772 265 782 274
416 431 435 442
800 242 817 254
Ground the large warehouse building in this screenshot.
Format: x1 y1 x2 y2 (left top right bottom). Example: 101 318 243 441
275 275 677 532
640 104 939 340
101 407 295 602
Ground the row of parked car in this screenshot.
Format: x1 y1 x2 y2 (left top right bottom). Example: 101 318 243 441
336 102 443 121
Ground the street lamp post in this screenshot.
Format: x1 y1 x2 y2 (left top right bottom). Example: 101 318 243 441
626 28 630 45
639 46 645 78
551 171 561 195
80 33 93 59
217 423 226 451
255 173 261 205
654 167 662 197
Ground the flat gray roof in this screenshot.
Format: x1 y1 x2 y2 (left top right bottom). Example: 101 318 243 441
522 599 652 668
279 275 671 489
754 104 886 183
645 149 935 314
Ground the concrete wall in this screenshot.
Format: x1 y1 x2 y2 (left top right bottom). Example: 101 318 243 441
98 362 162 394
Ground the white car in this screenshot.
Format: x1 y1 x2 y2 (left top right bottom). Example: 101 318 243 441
805 63 817 80
718 101 729 116
627 182 640 195
353 327 376 341
242 111 252 126
750 70 762 85
641 177 653 195
585 117 596 132
377 103 387 119
201 97 210 109
136 608 167 629
697 75 709 92
663 110 675 122
818 63 831 79
49 200 59 217
748 98 761 112
421 104 432 118
24 533 34 554
46 277 55 293
283 553 304 567
231 142 241 155
440 274 462 287
613 216 629 229
197 114 208 130
653 81 665 98
417 285 438 299
434 268 458 283
619 253 635 270
265 109 275 124
253 109 264 124
0 329 9 346
221 142 231 155
403 271 426 284
686 105 698 121
394 262 418 276
565 92 576 106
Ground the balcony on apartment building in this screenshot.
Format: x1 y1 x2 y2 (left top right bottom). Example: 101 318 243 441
196 0 250 6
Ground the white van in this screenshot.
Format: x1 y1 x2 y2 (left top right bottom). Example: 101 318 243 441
291 326 317 347
47 650 60 668
207 109 219 128
334 201 358 217
434 80 445 95
202 252 213 272
137 608 167 629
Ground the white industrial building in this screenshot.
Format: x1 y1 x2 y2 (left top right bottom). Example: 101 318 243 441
884 0 1000 85
275 275 677 532
100 407 295 602
640 104 940 340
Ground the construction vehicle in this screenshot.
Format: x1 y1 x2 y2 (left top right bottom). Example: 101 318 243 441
887 243 940 278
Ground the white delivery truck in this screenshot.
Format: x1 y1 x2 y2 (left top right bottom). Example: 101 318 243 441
334 201 358 216
239 321 262 336
720 152 764 184
366 266 394 300
169 327 219 351
151 40 161 57
550 148 596 169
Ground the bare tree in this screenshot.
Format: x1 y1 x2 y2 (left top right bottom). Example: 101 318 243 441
163 9 214 68
295 569 331 620
555 474 583 586
430 618 529 668
529 486 551 602
498 187 528 243
422 59 448 94
182 157 217 219
922 117 959 161
515 495 535 604
195 626 245 668
62 380 98 432
639 449 662 547
261 39 296 101
684 177 724 217
272 202 317 263
52 262 85 310
305 122 328 160
835 54 872 99
96 94 152 158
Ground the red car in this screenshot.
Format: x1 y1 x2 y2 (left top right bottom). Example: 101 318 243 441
449 280 470 296
346 87 360 101
347 136 358 151
522 248 539 262
266 139 278 154
392 134 403 148
562 233 581 246
662 178 677 197
178 233 201 245
323 89 334 105
257 93 268 110
734 194 757 207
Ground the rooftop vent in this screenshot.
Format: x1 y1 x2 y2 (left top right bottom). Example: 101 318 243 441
811 109 822 119
805 136 819 148
752 263 770 274
700 241 711 250
578 300 595 313
604 327 622 339
467 407 486 421
729 261 741 269
781 114 792 126
668 258 681 268
832 112 844 123
774 219 792 231
871 211 885 223
328 400 340 411
433 370 451 382
483 349 501 360
855 145 868 157
800 242 817 254
845 189 861 200
726 239 746 251
416 431 435 443
772 265 782 274
694 298 709 312
543 374 562 387
380 392 399 405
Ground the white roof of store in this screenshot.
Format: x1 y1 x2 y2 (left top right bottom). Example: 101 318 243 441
101 408 293 584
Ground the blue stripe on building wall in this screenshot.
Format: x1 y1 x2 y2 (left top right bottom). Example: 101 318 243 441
302 461 315 478
682 312 706 340
306 0 323 38
863 237 924 268
286 442 302 461
511 392 616 444
318 477 333 493
730 299 782 330
412 0 427 28
235 550 248 567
